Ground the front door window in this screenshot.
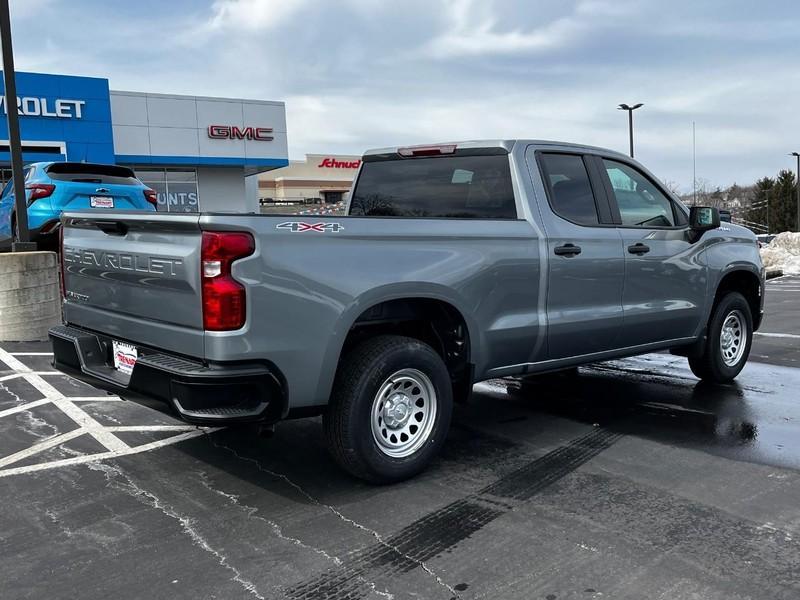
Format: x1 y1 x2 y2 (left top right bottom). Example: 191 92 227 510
603 159 676 227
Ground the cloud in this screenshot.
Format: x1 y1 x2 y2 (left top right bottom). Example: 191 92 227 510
7 0 800 190
204 0 310 31
425 0 637 58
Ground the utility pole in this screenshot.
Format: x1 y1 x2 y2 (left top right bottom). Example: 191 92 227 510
618 103 643 158
0 0 34 251
791 152 800 232
692 121 697 205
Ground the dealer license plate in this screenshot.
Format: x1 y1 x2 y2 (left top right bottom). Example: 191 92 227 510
112 340 138 375
90 196 114 208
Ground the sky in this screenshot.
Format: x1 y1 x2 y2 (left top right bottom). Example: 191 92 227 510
9 0 800 191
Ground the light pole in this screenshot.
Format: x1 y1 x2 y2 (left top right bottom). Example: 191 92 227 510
791 152 800 232
618 103 643 158
0 0 34 251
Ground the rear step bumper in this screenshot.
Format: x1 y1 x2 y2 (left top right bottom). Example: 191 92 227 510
49 325 285 425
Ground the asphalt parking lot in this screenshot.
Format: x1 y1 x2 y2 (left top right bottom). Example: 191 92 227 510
2 276 799 600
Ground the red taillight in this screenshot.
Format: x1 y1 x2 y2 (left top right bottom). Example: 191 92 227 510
26 183 55 203
143 188 158 208
201 231 255 331
397 144 457 157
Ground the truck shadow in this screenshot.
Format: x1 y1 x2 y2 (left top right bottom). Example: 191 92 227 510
170 358 797 508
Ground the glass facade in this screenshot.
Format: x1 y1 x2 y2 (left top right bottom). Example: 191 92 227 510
135 168 199 213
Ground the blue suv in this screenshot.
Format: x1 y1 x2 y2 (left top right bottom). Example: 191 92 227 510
0 161 157 250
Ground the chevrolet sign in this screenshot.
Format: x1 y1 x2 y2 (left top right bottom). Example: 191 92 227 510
0 96 86 119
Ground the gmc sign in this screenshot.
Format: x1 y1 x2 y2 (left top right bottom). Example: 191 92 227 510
208 125 274 141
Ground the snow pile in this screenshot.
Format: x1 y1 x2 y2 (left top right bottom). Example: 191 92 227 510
760 231 800 275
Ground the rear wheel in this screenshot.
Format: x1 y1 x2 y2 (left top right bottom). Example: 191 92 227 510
323 335 453 483
688 291 752 383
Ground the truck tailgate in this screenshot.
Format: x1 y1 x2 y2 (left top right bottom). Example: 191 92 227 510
61 211 204 356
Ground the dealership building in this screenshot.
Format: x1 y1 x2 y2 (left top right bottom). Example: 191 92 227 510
258 154 361 204
0 71 288 213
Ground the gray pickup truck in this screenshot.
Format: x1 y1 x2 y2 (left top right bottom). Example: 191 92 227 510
50 140 764 482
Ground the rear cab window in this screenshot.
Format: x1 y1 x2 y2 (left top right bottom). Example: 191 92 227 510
349 153 517 219
538 153 601 226
46 163 141 186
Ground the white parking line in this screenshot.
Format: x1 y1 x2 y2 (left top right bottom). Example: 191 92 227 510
755 332 800 339
70 396 123 402
9 352 53 356
0 347 129 453
0 372 62 382
0 399 53 419
105 425 201 432
0 429 217 478
0 429 87 468
0 345 221 477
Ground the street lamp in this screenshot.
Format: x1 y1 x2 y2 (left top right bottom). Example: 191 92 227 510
791 152 800 232
618 103 643 158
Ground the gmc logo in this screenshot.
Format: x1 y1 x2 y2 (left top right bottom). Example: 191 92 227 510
208 125 274 141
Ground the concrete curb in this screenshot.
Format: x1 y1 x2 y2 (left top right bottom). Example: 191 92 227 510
0 252 61 342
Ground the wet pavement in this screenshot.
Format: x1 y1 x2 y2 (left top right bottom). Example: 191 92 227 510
1 280 799 600
751 275 800 368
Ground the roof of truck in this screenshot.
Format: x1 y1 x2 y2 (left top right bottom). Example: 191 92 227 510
362 140 631 159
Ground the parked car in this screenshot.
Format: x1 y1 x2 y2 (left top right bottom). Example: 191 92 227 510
50 140 765 483
756 233 776 246
0 162 157 250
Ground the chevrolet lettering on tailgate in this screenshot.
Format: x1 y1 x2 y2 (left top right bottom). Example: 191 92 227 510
63 247 184 277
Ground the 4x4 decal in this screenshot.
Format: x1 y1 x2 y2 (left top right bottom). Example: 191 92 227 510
276 221 344 233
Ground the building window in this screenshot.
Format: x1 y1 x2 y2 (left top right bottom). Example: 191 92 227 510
135 168 199 213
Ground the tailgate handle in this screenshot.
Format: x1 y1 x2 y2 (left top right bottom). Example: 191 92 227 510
94 221 128 236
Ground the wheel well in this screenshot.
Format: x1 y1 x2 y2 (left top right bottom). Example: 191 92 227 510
714 270 762 330
342 298 472 397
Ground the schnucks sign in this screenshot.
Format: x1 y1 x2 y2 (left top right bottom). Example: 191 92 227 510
0 71 114 164
317 157 361 169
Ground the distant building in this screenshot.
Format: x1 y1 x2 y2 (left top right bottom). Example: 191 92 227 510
258 154 361 205
0 71 288 214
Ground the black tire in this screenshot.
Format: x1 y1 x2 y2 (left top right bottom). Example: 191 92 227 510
323 335 453 483
688 291 753 383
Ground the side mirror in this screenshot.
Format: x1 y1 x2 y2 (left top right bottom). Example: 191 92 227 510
689 206 720 232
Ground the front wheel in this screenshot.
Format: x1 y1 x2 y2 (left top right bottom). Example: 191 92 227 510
688 291 753 383
323 335 453 483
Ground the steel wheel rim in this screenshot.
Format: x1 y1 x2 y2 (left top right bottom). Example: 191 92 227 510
371 368 437 458
720 309 746 367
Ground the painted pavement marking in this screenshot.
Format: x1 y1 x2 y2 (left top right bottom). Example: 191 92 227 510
0 346 217 477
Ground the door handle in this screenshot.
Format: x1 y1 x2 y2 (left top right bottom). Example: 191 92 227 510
628 243 650 255
554 243 582 257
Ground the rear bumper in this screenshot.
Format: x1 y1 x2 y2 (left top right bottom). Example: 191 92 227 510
49 324 285 425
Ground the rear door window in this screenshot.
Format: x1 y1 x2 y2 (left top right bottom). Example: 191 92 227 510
46 163 140 186
538 153 600 226
602 159 677 227
349 154 516 218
